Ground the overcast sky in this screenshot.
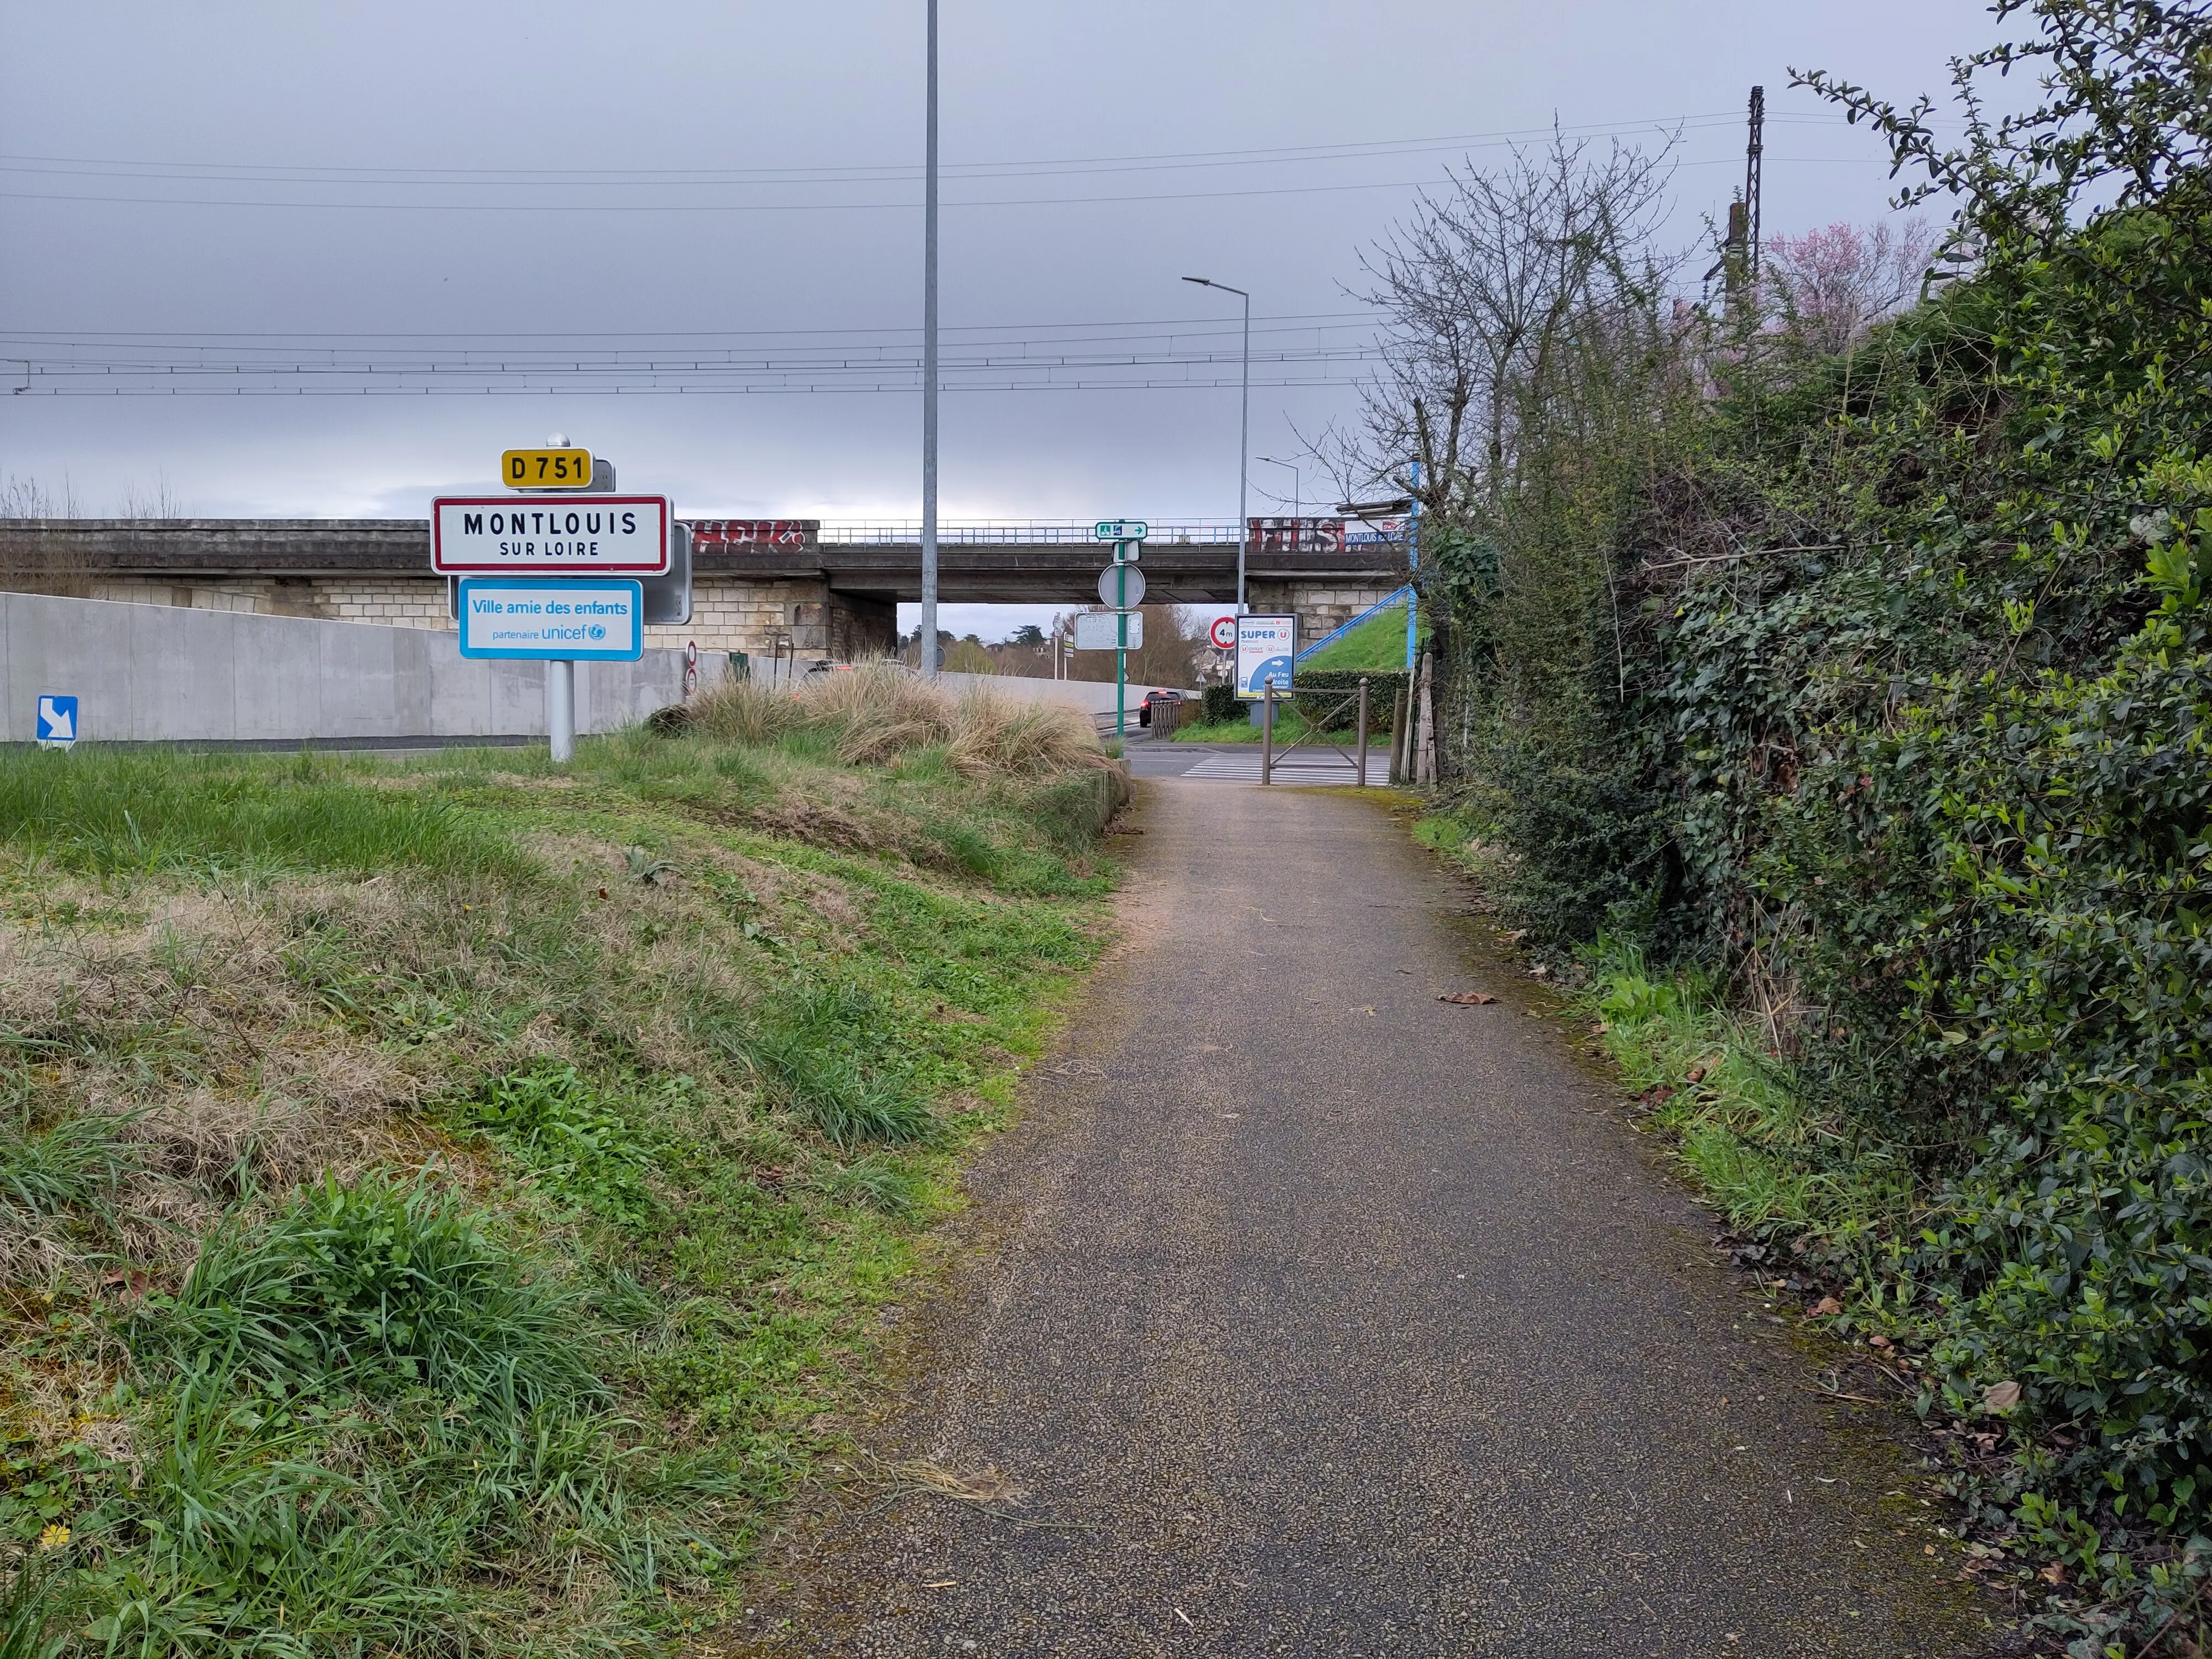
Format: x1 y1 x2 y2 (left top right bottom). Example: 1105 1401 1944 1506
1 1 2002 634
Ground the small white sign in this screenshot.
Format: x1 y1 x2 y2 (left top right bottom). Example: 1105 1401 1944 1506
35 693 77 748
431 495 671 575
1236 614 1297 697
1073 611 1143 650
1097 564 1146 607
457 577 644 660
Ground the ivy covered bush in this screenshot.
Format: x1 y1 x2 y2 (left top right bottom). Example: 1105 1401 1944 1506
1371 0 2212 1584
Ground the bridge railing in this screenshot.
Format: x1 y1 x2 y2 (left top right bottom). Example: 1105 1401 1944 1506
816 520 1408 547
818 521 1238 545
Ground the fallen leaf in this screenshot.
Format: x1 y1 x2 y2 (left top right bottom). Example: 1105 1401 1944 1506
922 1580 957 1589
1867 1334 1892 1350
1983 1380 2023 1415
1923 1545 1936 1556
1685 1064 1708 1084
1438 992 1499 1005
1808 1296 1844 1318
1529 962 1551 978
2038 1562 2067 1585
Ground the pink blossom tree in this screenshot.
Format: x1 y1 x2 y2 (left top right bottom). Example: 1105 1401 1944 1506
1763 219 1937 354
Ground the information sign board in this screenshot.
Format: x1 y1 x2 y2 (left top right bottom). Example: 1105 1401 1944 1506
1235 614 1297 698
1094 519 1149 542
457 578 644 661
1073 611 1143 651
431 495 670 575
501 448 595 488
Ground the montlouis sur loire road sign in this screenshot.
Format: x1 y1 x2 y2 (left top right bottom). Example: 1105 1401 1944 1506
456 577 644 661
431 495 671 575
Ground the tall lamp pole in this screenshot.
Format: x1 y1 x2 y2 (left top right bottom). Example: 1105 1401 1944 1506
1182 276 1250 614
1257 455 1298 525
919 0 940 675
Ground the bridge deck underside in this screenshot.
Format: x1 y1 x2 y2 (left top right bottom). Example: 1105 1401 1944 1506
0 523 1408 606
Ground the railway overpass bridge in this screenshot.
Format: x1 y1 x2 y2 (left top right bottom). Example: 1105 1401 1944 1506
0 517 1411 661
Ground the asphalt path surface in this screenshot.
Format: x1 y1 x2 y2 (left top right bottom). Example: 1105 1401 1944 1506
732 780 1997 1657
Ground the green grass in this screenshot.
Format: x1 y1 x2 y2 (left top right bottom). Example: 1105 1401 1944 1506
0 718 1121 1656
1298 603 1426 674
1574 940 1914 1276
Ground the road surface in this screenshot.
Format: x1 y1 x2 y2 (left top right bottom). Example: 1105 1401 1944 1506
732 780 1995 1657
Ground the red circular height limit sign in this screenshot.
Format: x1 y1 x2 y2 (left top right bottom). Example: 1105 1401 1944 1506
1209 616 1237 649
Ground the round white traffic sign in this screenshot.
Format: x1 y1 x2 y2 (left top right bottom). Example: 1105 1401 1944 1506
1209 615 1237 649
1097 564 1146 607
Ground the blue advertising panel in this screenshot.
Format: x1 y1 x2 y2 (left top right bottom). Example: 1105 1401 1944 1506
457 577 643 661
1236 614 1297 698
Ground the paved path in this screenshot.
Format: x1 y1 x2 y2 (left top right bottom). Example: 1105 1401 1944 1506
734 781 1995 1657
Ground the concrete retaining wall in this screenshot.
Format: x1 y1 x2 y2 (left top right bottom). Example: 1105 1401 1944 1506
2 591 687 745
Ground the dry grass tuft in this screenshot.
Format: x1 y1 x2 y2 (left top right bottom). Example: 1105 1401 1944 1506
690 661 1107 779
944 688 1106 779
690 676 801 746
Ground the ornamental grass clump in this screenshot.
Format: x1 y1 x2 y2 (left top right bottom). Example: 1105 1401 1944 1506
689 661 1107 779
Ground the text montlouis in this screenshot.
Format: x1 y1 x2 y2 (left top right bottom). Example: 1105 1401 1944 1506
461 509 639 536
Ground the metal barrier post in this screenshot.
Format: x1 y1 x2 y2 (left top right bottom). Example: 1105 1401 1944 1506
1390 686 1410 784
1356 677 1370 787
1261 684 1275 785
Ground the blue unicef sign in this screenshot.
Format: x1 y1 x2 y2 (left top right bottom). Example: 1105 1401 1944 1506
457 577 643 661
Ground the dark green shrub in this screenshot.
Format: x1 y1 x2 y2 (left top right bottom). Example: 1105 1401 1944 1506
1199 684 1242 726
1289 669 1404 732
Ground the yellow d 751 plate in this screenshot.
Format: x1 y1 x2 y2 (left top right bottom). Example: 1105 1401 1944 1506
501 448 595 489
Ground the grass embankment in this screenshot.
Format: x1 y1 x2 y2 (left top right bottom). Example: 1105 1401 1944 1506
0 669 1124 1656
1296 603 1423 675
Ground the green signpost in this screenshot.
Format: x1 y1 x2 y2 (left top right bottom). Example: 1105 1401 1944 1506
1093 521 1149 738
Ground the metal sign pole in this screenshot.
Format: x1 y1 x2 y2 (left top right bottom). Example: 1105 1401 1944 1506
1115 547 1128 740
549 659 576 763
1264 683 1279 782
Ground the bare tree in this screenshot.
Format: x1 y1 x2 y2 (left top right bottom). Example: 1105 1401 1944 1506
1310 132 1682 535
0 472 91 597
114 474 184 519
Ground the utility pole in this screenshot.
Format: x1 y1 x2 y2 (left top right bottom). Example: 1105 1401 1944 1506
1181 276 1251 613
1745 84 1765 283
919 0 940 675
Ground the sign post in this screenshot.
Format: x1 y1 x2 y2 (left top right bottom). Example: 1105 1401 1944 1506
432 441 660 765
1093 522 1149 739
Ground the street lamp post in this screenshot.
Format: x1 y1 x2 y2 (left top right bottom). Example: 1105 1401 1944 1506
1182 276 1250 614
1257 455 1299 526
919 0 940 675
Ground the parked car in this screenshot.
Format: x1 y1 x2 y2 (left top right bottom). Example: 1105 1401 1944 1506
1138 688 1187 728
